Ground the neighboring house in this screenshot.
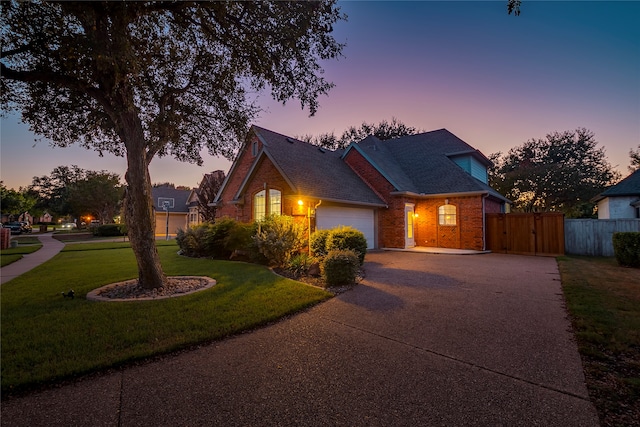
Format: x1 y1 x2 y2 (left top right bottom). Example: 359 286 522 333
186 170 226 227
151 186 191 236
214 126 509 251
592 169 640 219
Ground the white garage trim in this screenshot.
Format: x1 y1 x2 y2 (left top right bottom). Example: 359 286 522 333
316 206 376 249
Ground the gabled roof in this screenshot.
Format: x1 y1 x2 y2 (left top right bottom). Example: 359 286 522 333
597 169 640 199
344 129 507 201
236 126 387 207
151 187 190 213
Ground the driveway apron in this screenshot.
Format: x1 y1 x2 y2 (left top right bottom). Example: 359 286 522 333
1 252 599 426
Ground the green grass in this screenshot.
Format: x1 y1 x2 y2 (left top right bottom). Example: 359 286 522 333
0 243 43 267
558 256 640 426
1 242 331 395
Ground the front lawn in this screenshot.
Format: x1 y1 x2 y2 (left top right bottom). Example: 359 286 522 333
0 241 43 267
558 256 640 427
1 241 331 395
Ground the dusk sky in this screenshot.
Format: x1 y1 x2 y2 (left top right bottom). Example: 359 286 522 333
1 1 639 190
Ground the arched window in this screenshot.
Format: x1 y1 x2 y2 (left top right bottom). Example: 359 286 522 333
253 189 282 221
254 190 266 221
438 204 456 226
269 189 281 216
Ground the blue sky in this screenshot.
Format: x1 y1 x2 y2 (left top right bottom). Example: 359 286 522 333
2 1 639 190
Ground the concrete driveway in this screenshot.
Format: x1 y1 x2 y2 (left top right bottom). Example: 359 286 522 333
1 252 599 426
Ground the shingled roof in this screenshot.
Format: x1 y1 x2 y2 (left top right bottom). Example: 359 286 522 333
246 126 387 206
345 129 507 201
592 169 640 201
151 187 190 213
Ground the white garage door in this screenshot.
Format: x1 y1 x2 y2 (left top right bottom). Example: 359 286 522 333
316 206 375 249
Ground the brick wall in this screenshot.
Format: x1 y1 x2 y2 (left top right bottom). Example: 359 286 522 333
216 133 261 220
414 196 485 250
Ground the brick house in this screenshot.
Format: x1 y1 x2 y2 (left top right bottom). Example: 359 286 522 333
214 126 509 251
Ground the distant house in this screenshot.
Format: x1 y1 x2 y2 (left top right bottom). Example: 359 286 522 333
151 186 190 236
214 126 509 251
186 170 226 227
592 169 640 219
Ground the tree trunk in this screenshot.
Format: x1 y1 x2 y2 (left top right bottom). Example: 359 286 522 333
121 113 166 289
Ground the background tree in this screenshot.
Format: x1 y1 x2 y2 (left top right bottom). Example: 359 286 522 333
299 117 421 150
1 182 37 221
490 128 620 218
629 145 640 172
196 170 226 222
1 1 345 288
67 171 124 225
29 165 86 220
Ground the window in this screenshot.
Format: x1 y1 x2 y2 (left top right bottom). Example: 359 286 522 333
252 141 258 157
269 189 281 216
254 188 282 221
438 204 456 226
254 190 266 220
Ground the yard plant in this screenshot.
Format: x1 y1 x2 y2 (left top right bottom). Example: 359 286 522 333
0 241 331 395
558 256 640 426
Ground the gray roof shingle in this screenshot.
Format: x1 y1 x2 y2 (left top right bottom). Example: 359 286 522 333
151 187 190 213
351 129 506 199
599 169 640 197
253 126 386 206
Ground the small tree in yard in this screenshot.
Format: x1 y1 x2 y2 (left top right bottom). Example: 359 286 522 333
1 1 345 288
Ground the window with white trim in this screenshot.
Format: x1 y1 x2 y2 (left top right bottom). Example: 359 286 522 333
253 189 282 221
438 204 457 226
254 190 266 220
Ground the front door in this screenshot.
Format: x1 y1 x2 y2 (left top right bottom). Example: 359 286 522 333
405 204 415 248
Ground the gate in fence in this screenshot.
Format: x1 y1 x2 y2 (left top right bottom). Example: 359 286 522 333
486 213 565 256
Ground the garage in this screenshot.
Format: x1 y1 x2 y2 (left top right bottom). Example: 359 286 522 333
315 206 376 249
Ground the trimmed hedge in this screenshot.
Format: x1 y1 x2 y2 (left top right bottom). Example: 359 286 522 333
91 224 125 237
612 232 640 268
253 215 306 267
322 249 359 286
176 218 254 259
325 226 367 265
310 229 330 258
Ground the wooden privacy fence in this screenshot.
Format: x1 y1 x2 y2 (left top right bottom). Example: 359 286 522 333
486 213 565 256
564 219 640 256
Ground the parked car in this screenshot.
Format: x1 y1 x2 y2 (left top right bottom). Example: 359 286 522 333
4 222 23 235
19 222 32 233
60 223 77 229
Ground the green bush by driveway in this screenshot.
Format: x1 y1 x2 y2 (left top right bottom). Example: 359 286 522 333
0 241 331 395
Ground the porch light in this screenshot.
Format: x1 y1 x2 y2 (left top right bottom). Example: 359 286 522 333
298 199 304 206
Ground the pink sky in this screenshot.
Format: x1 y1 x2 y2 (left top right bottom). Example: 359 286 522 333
2 1 639 190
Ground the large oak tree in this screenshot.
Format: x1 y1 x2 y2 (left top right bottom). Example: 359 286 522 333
490 128 620 217
1 1 345 288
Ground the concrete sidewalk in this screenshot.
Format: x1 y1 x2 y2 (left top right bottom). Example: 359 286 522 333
0 251 599 426
0 233 65 285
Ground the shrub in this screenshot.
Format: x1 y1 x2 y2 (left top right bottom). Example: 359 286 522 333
176 223 213 257
91 224 125 237
612 232 640 268
325 226 367 265
322 249 360 286
176 218 252 259
310 229 330 258
287 253 316 278
253 215 306 267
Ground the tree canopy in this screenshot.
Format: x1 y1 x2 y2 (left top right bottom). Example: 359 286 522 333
0 182 37 220
299 117 421 150
28 165 123 223
1 1 345 288
490 128 620 218
629 145 640 172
